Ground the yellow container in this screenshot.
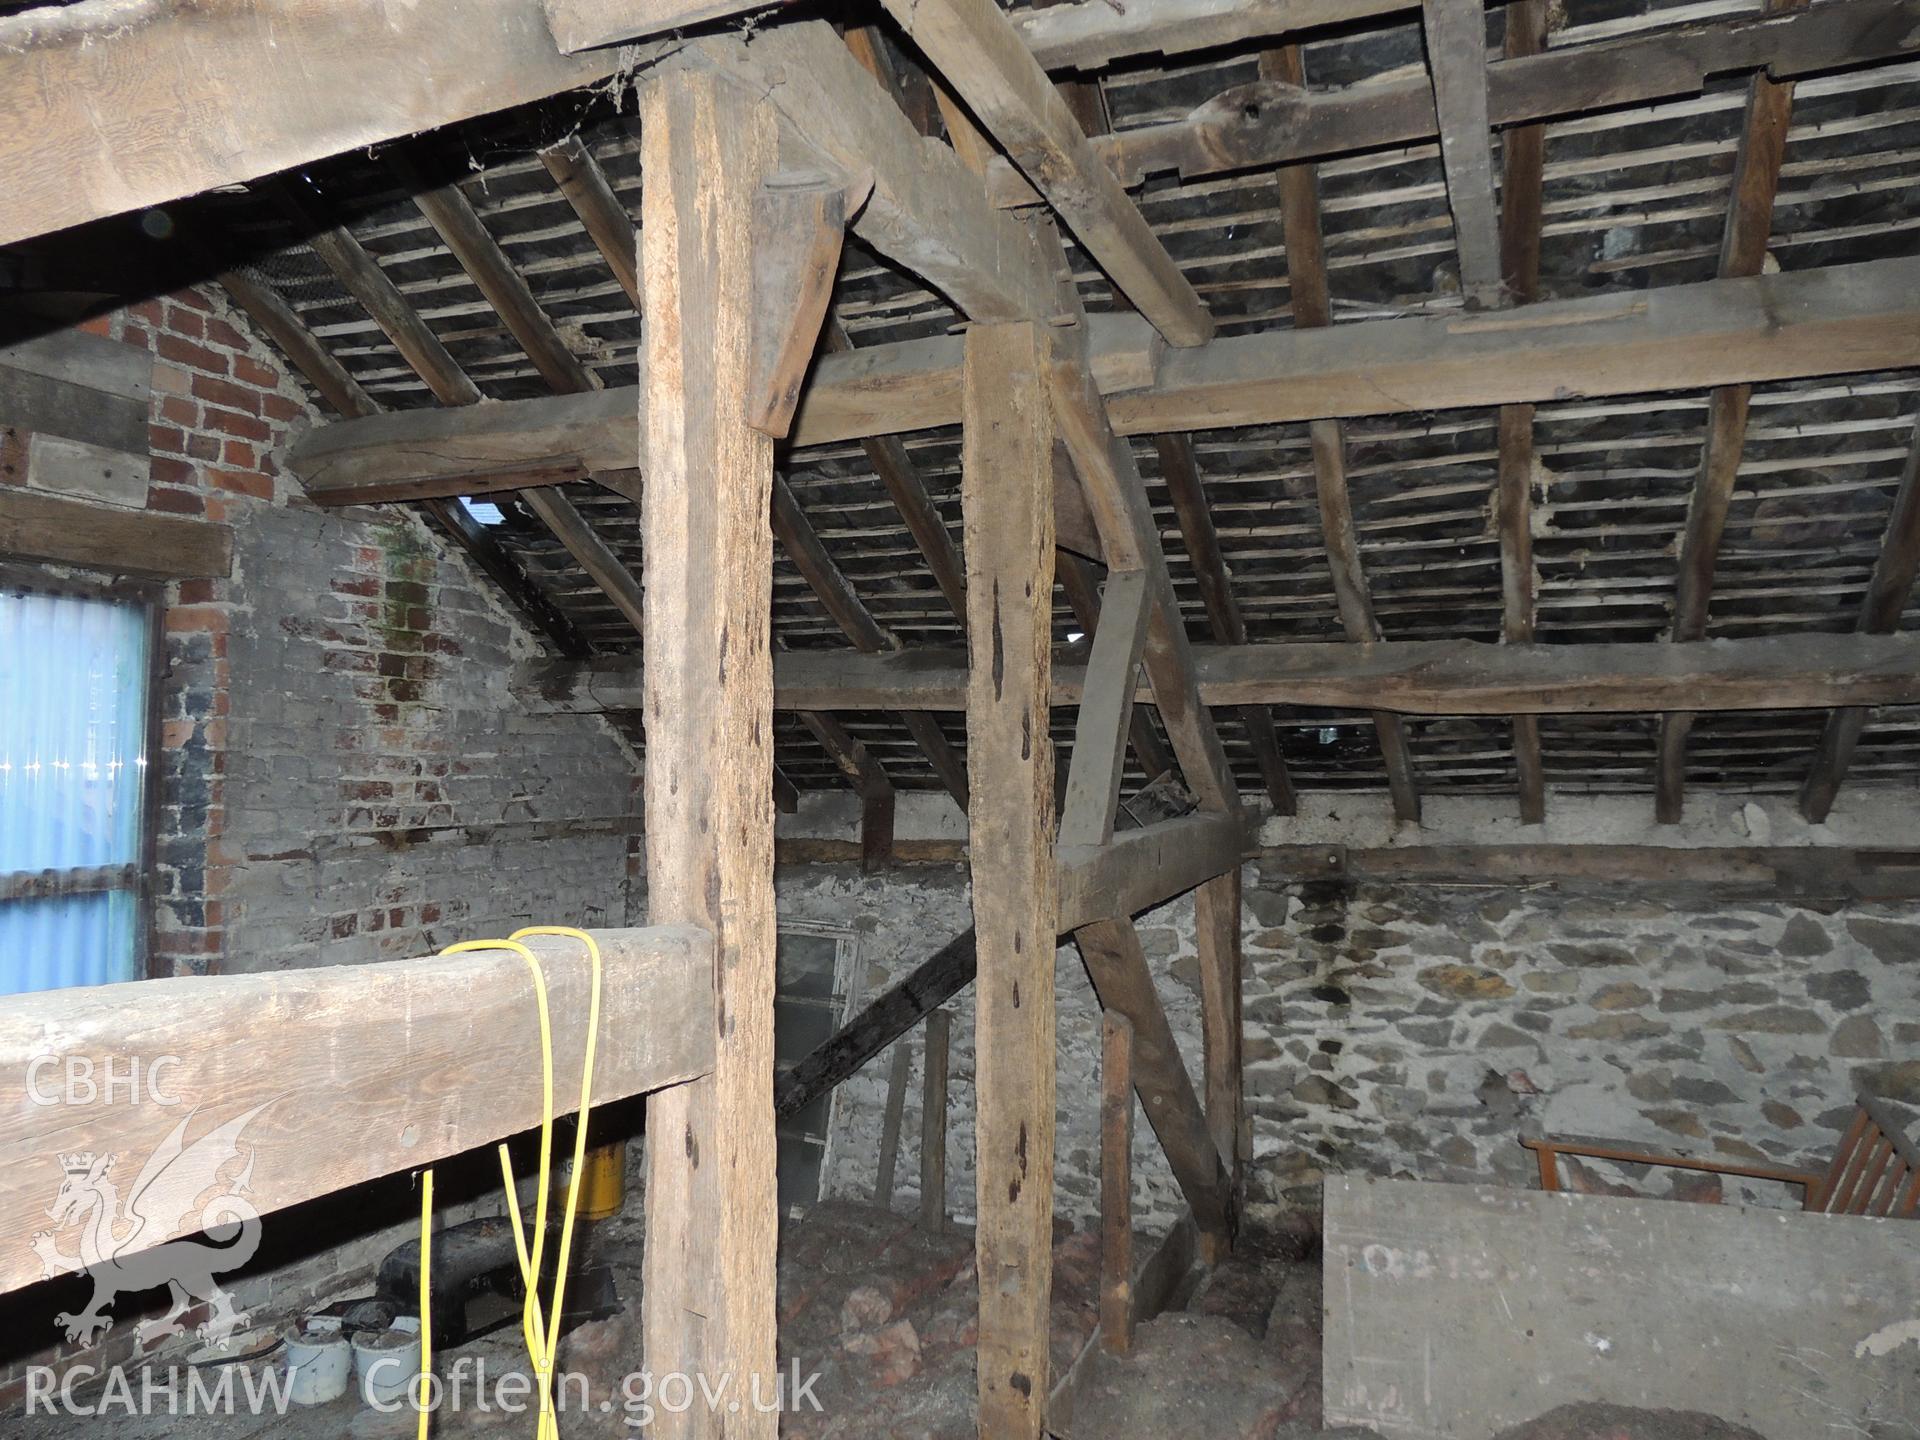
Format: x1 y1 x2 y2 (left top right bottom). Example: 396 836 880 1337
577 1140 627 1221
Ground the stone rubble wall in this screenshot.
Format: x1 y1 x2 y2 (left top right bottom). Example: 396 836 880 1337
779 862 1920 1232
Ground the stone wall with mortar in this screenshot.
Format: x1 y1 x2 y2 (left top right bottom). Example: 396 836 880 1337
780 861 1920 1233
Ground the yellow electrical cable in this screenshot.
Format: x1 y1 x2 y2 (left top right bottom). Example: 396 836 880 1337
416 1167 433 1440
421 929 603 1440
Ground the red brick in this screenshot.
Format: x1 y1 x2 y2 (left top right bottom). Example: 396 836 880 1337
76 315 113 338
148 424 187 455
159 395 198 428
157 332 227 375
332 575 379 598
168 288 213 314
190 373 262 415
221 439 259 468
204 318 247 350
165 306 206 340
233 355 279 390
149 456 196 487
176 578 217 605
186 432 222 462
166 605 228 635
208 468 273 501
128 298 167 327
262 393 304 423
147 486 206 517
203 407 272 442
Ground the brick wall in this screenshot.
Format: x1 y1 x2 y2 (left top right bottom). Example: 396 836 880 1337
0 288 642 1406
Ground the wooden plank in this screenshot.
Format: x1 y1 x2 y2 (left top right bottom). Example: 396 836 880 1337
773 764 802 814
287 189 486 410
1496 0 1549 824
825 318 970 634
1157 432 1296 813
290 256 1920 490
1058 810 1248 931
402 164 602 395
525 631 1920 717
1051 329 1238 813
544 0 800 52
1420 0 1501 300
1262 844 1920 901
1015 0 1410 72
0 926 712 1296
771 475 969 806
0 488 230 579
693 22 1057 326
1194 865 1245 1215
0 0 634 247
1800 419 1920 822
540 136 643 312
1074 919 1234 1243
748 172 862 439
219 266 377 420
1656 0 1805 825
0 328 152 401
1100 1010 1135 1354
796 710 897 871
638 68 781 1437
963 320 1058 1440
774 929 977 1122
1058 553 1175 782
1059 567 1153 848
879 0 1211 346
875 1038 915 1205
989 0 1920 202
921 1008 951 1234
1267 60 1421 825
0 365 148 457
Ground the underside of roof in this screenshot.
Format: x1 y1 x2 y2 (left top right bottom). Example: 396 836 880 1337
132 0 1920 800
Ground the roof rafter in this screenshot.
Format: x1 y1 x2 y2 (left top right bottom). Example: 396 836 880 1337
1655 0 1807 824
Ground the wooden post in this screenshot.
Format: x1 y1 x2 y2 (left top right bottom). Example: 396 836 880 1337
1100 1010 1135 1354
964 320 1058 1440
875 1038 914 1206
921 1008 951 1233
1194 865 1244 1263
639 67 780 1438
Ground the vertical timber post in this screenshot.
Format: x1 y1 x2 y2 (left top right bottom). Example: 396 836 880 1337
1194 865 1245 1263
639 68 781 1439
1100 1009 1135 1354
964 320 1058 1440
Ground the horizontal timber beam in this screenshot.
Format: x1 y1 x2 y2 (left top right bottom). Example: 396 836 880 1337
0 488 231 579
0 926 713 1296
291 255 1920 489
0 0 638 247
988 0 1920 203
1058 810 1250 931
519 631 1920 717
1263 844 1920 902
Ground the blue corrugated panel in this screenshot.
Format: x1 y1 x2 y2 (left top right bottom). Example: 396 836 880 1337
0 590 149 994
